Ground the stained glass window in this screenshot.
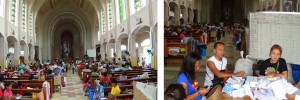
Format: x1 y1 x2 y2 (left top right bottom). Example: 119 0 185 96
119 0 126 22
22 0 26 31
101 10 105 34
107 0 113 30
10 0 16 24
29 11 33 35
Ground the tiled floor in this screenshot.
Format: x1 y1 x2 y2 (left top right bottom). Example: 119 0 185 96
51 73 88 100
164 32 241 88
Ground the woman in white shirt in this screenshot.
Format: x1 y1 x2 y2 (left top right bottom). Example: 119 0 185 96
204 42 244 87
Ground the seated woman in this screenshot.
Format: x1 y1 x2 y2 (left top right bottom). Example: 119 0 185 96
204 42 244 87
46 70 55 78
91 68 99 76
177 52 210 100
259 44 288 78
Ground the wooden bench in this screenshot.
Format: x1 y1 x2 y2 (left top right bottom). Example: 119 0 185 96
4 78 54 98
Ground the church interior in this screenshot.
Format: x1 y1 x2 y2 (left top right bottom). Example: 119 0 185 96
0 0 157 99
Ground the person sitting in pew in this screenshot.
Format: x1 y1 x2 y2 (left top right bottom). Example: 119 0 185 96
100 72 110 83
93 80 105 100
118 71 127 86
259 44 288 78
46 70 55 78
91 68 99 76
83 77 90 96
38 70 46 81
35 66 43 78
109 78 121 100
3 82 15 100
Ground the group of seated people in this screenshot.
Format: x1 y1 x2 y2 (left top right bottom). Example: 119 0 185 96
165 42 299 100
81 58 141 100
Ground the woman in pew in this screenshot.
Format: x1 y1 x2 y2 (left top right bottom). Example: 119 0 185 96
46 70 55 78
118 71 127 86
91 68 99 76
93 80 105 100
2 82 15 100
204 42 244 88
100 72 110 83
177 52 210 100
83 77 90 96
259 44 288 78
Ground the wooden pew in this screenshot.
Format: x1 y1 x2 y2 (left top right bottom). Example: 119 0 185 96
4 78 54 98
115 94 133 99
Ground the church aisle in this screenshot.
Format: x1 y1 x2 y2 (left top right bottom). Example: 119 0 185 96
52 73 87 100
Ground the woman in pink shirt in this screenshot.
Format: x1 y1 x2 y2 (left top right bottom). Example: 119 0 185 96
3 82 15 100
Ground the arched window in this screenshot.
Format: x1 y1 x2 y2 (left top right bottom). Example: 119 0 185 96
8 48 14 53
121 45 126 50
141 38 150 47
98 31 100 41
111 48 114 57
107 0 113 30
22 0 26 31
101 10 106 34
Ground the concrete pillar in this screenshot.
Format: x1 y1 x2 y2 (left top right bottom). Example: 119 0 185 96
101 45 106 61
14 42 20 65
151 27 157 70
31 46 35 62
23 45 29 64
182 8 188 24
174 6 180 25
0 38 6 69
137 43 142 66
107 43 111 60
128 35 137 67
164 3 169 26
115 40 122 61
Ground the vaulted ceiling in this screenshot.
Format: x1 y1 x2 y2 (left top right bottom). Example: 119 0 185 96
38 0 96 16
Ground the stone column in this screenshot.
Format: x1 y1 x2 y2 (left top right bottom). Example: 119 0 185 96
151 28 157 70
23 45 29 64
128 35 137 67
14 42 20 65
164 3 169 26
101 44 106 61
115 40 122 61
182 8 188 24
107 43 111 60
0 38 6 69
137 43 142 66
174 6 180 25
31 46 35 62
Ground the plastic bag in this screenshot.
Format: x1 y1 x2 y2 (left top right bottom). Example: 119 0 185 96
234 52 253 77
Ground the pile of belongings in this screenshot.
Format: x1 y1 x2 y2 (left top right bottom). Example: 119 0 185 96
223 76 299 100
